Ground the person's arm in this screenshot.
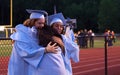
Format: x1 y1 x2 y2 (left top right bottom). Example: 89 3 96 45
14 41 58 68
62 35 80 62
11 24 58 68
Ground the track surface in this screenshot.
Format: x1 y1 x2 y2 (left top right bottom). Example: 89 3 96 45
72 46 120 75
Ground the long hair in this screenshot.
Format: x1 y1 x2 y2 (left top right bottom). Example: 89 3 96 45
37 25 65 55
23 19 39 28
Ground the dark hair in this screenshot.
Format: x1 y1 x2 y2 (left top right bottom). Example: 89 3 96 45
37 25 65 54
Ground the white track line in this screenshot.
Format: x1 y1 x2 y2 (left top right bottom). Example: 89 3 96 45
72 59 120 68
72 55 120 65
73 64 120 75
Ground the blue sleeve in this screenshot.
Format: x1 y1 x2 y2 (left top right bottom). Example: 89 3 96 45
63 35 80 62
14 41 45 68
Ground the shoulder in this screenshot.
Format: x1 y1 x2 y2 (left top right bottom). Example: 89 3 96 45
15 24 28 31
15 24 32 34
10 24 32 42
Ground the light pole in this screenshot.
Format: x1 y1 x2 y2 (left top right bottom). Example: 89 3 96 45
53 0 57 14
5 0 13 38
104 36 108 75
54 5 56 14
10 0 13 27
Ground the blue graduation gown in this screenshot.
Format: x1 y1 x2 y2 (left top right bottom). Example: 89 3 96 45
8 24 67 75
62 35 80 75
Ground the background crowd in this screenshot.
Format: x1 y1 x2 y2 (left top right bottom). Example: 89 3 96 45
74 29 116 48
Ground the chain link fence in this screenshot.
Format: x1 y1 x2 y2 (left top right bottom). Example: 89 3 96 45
0 38 12 75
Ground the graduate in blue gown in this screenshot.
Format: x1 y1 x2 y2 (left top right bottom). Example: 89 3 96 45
48 13 80 75
8 10 67 75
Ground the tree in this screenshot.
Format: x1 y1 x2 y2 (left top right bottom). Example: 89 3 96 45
0 0 10 25
98 0 120 32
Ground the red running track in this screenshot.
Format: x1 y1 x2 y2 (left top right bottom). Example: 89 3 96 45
72 46 120 75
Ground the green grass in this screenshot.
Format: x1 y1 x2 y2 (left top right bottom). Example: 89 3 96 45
114 38 120 46
79 36 120 49
94 40 104 48
0 40 12 56
0 45 12 56
93 39 120 48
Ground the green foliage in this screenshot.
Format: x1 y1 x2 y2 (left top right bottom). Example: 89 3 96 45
11 0 101 32
1 0 120 33
0 0 10 25
98 0 120 32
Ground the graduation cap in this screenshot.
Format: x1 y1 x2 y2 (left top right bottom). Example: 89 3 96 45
26 9 48 19
26 9 48 24
48 13 66 26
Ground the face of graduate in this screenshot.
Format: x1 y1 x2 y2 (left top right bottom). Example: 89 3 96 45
52 22 64 34
34 18 45 29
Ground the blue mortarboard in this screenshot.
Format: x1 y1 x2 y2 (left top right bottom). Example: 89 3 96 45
26 9 48 19
48 13 66 26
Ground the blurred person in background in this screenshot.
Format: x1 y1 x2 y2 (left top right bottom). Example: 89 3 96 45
88 29 95 48
111 30 116 43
